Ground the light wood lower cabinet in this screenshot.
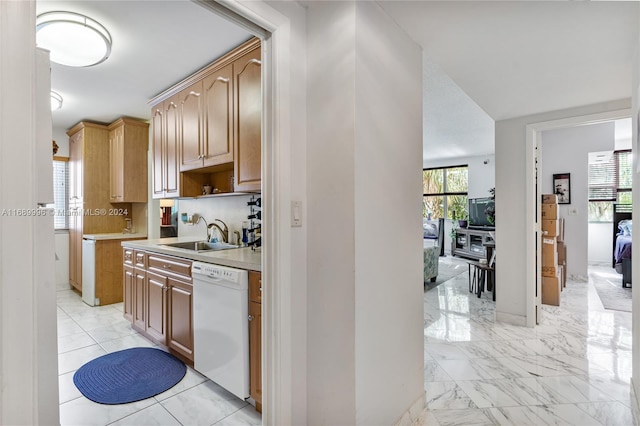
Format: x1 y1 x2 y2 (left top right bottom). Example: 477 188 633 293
248 271 262 412
123 249 194 363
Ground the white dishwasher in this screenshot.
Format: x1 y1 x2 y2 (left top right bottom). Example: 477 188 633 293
192 261 249 400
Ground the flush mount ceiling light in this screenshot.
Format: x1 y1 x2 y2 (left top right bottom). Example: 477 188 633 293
36 11 112 67
50 91 63 110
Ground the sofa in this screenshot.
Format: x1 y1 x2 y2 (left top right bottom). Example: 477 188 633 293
423 245 440 282
423 218 444 283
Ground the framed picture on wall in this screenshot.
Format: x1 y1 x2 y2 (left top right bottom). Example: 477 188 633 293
553 173 571 204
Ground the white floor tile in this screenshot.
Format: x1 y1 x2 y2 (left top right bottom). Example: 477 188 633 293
160 381 247 425
58 371 82 404
58 331 97 354
214 404 262 425
58 344 107 375
59 396 155 426
109 403 181 426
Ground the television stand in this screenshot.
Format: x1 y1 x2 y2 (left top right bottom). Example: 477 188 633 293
453 228 494 260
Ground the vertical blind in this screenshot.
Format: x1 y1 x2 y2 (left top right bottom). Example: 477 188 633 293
588 149 631 202
52 159 69 229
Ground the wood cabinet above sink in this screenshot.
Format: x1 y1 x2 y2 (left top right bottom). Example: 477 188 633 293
150 37 261 198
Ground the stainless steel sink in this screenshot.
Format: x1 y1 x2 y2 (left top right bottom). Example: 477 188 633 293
162 241 239 252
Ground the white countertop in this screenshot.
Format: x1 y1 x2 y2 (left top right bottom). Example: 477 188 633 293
121 237 262 272
83 233 148 241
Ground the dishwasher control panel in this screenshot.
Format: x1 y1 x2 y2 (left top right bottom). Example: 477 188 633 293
192 262 243 283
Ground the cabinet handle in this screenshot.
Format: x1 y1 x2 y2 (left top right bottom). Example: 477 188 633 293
248 315 254 321
163 264 171 269
162 286 169 291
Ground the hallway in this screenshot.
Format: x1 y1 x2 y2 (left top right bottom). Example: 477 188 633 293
424 257 635 425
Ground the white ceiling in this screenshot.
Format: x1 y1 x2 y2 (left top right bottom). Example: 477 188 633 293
381 1 639 162
37 1 638 162
37 0 252 133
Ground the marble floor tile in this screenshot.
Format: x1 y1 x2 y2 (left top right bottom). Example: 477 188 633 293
425 360 453 382
584 373 632 407
57 317 85 338
160 381 247 425
425 381 477 410
529 375 612 404
533 403 602 426
437 357 530 381
482 405 549 425
576 401 635 426
456 378 547 408
86 322 137 343
109 403 181 426
424 342 469 361
431 408 495 426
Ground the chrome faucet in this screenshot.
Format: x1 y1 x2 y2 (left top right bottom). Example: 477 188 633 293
207 219 229 243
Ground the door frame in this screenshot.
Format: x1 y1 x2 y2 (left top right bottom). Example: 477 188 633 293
195 1 300 424
525 108 631 327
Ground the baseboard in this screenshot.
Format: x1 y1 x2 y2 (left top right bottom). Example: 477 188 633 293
393 392 426 426
631 377 640 425
495 311 528 327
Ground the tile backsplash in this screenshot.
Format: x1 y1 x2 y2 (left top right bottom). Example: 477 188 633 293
177 195 259 245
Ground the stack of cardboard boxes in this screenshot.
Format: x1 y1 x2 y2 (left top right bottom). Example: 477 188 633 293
541 194 566 306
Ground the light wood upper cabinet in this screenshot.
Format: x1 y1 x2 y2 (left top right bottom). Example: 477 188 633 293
203 63 234 168
179 82 204 171
150 38 261 197
233 46 262 192
152 97 181 199
109 118 149 203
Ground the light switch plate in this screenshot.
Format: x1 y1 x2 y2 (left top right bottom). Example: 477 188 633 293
291 201 302 227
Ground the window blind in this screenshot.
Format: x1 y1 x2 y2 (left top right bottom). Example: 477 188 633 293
588 151 616 201
52 159 69 229
588 149 632 202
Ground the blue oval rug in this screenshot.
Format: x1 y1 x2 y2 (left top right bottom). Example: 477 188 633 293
73 347 187 404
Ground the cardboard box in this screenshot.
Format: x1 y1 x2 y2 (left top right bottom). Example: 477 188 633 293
541 237 558 266
557 241 566 264
542 219 559 237
542 275 561 306
542 265 559 277
541 203 559 219
542 194 558 204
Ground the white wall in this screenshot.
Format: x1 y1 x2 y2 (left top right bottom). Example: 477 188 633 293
495 98 630 326
306 2 424 424
53 128 69 157
353 2 424 423
176 195 256 243
423 154 496 199
541 122 615 279
588 222 613 264
0 1 58 422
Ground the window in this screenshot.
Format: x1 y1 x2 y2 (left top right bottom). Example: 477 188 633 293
52 158 69 229
423 166 468 220
588 150 631 222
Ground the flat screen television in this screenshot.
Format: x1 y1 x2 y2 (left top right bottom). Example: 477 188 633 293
468 197 495 229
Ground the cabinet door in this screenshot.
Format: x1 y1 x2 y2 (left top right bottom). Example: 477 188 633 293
233 47 262 192
109 124 124 202
179 82 204 171
133 268 146 331
151 105 165 198
123 264 134 322
69 130 83 201
203 64 233 167
146 270 167 343
167 278 194 361
249 300 262 411
68 206 83 292
164 98 180 197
